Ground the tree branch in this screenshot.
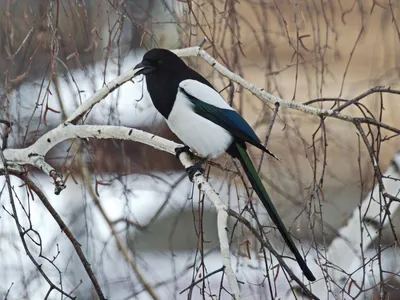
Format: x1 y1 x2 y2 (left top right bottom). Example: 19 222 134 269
2 123 242 299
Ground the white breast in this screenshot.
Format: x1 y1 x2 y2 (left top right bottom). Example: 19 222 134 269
166 88 233 158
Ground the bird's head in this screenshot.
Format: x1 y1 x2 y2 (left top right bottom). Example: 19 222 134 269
133 48 186 77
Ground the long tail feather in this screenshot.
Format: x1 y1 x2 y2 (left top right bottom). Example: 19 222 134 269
235 143 315 281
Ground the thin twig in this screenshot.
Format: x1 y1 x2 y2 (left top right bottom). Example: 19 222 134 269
80 161 159 300
14 172 106 300
226 209 319 300
180 266 225 294
0 161 76 299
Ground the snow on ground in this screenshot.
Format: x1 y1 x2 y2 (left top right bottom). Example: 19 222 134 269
2 170 399 299
0 172 282 300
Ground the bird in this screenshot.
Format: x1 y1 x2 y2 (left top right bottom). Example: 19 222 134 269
133 48 316 282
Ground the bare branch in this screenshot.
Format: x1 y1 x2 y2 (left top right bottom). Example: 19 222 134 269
2 123 241 298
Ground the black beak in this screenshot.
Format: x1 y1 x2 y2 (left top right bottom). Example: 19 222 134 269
133 60 155 76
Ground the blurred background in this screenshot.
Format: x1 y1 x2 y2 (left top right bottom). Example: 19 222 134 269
1 0 400 299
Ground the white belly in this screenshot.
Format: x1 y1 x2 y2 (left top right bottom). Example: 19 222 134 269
166 93 233 158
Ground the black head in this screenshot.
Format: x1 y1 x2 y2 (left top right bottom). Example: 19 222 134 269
133 48 188 77
133 48 213 119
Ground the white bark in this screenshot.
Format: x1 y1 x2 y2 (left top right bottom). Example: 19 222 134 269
178 151 241 299
59 46 357 130
66 68 142 123
1 123 241 299
172 47 354 123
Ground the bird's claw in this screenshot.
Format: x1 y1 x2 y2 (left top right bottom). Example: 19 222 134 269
175 146 205 181
175 145 193 159
185 164 204 182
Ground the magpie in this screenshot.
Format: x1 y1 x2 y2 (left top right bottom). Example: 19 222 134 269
133 48 316 282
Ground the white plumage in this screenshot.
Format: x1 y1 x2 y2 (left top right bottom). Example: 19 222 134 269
166 80 233 158
178 80 234 110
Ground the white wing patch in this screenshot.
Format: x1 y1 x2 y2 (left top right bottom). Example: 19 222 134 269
166 82 233 158
179 79 233 110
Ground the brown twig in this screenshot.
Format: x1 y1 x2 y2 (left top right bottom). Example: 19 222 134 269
80 162 159 300
227 209 319 300
0 162 77 299
13 171 106 300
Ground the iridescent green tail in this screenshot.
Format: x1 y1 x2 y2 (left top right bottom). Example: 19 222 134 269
235 143 315 281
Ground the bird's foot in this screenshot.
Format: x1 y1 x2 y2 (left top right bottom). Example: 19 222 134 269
186 159 206 182
175 146 206 181
175 145 193 159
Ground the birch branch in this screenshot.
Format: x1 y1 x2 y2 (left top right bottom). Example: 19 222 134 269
173 47 353 120
66 69 141 124
45 46 398 136
177 151 241 299
2 123 241 299
22 46 397 139
173 47 400 135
